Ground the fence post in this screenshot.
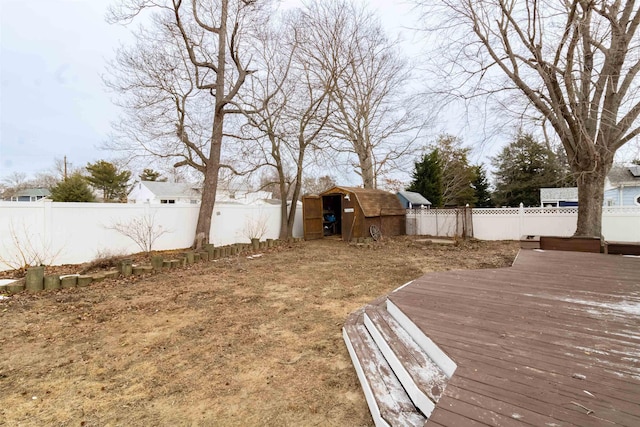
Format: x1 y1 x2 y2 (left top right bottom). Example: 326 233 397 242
144 200 151 218
519 203 525 239
43 199 53 254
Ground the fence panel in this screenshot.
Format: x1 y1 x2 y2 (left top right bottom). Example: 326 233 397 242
211 203 281 246
0 203 49 269
519 208 577 238
407 206 640 242
406 209 458 237
602 207 640 242
0 200 302 271
472 208 521 240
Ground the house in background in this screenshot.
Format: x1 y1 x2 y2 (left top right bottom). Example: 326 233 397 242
215 182 273 204
540 187 579 207
127 181 273 205
396 190 432 209
604 165 640 206
128 181 202 204
540 165 640 207
9 188 51 202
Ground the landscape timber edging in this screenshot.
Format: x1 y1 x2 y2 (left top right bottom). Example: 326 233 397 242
1 238 297 295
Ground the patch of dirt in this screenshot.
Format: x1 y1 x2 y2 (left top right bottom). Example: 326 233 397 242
0 236 518 426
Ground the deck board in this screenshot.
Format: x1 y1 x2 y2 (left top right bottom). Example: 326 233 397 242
388 249 640 426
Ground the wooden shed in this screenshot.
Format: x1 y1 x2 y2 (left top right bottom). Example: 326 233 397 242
302 186 406 241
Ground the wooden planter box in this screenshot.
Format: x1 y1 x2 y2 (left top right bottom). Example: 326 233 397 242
539 236 602 253
606 242 640 256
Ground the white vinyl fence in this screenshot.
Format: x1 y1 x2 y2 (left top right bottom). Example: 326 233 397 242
0 200 303 271
407 206 640 242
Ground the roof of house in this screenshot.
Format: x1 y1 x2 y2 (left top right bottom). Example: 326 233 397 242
322 186 406 217
139 181 201 199
397 190 432 205
540 187 578 201
607 165 640 186
13 188 51 197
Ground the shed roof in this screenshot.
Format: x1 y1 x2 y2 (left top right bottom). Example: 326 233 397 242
322 186 406 217
397 190 431 205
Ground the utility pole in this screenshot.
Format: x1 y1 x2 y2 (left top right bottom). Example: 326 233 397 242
64 155 68 180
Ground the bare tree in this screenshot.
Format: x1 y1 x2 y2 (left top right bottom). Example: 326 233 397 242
107 213 171 253
107 0 264 247
0 172 31 200
303 0 425 189
1 172 29 191
302 175 336 195
235 9 334 239
435 135 476 207
416 0 640 237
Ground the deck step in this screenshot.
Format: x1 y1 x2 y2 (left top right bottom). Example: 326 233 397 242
364 305 448 418
343 310 427 427
386 299 457 378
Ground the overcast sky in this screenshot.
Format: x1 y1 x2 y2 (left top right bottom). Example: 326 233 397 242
0 0 135 179
0 0 421 183
1 1 638 185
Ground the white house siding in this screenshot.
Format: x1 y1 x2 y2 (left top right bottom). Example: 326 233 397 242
604 186 640 206
127 184 156 204
622 187 640 206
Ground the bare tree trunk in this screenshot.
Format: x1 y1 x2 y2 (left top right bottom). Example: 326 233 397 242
278 165 289 240
569 143 614 238
357 146 376 189
279 202 288 240
574 171 606 238
195 114 223 247
286 149 305 239
194 0 228 248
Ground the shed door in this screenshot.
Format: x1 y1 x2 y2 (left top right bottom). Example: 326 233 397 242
302 195 323 240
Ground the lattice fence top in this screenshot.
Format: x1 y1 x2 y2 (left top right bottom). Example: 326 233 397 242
407 206 640 216
472 207 578 215
406 209 458 216
472 208 520 215
522 207 578 215
602 206 640 214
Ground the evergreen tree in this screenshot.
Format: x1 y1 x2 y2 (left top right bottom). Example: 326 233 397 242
139 168 166 182
471 164 493 207
407 149 443 207
492 133 565 207
85 160 131 202
407 135 477 207
50 174 94 202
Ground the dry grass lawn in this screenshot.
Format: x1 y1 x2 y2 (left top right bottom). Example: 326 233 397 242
0 236 518 426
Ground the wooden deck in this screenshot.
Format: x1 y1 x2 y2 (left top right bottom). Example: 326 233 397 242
388 249 640 426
